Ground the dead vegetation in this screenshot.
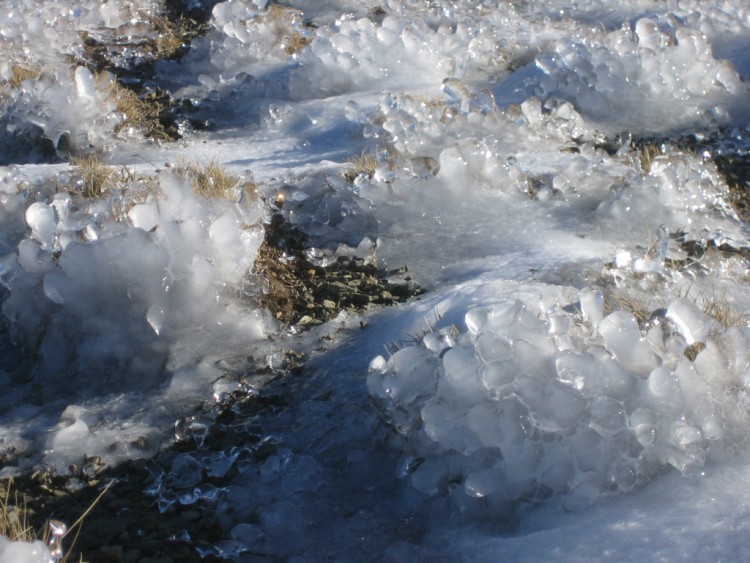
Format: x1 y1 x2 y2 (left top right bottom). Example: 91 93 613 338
175 160 241 199
1 473 115 562
8 64 41 89
284 31 312 55
0 479 35 543
76 6 209 143
344 150 380 181
148 15 198 60
264 4 314 56
679 285 748 328
67 155 159 222
601 288 655 325
95 73 179 141
70 153 117 198
635 141 663 175
713 153 750 223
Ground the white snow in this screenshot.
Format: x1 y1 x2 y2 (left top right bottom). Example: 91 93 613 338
3 0 750 560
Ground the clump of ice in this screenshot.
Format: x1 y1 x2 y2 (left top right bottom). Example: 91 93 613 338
368 282 750 516
0 168 266 466
288 8 536 99
0 536 51 563
534 17 750 135
597 149 745 245
0 1 166 160
4 171 262 383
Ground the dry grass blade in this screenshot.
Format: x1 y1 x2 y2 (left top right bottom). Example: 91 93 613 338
59 479 116 563
97 75 156 133
0 478 35 543
149 15 192 59
694 289 747 328
601 288 656 324
636 142 663 175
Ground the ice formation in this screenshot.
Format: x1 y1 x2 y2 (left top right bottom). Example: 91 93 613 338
0 0 165 161
368 284 750 514
0 537 51 563
534 17 749 134
3 0 750 560
0 167 265 466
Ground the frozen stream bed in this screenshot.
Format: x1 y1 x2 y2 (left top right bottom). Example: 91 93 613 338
3 0 750 560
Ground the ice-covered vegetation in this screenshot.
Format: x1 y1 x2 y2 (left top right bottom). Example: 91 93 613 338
2 0 750 560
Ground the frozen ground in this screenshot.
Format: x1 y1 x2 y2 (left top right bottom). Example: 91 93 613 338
3 0 750 560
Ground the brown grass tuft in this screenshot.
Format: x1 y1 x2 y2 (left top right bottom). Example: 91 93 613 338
176 160 239 199
682 287 748 328
0 479 35 543
94 72 177 140
149 15 195 59
8 65 41 89
602 289 655 324
71 154 117 198
345 150 380 181
636 142 663 175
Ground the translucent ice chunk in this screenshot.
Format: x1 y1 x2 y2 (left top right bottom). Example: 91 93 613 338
438 147 470 190
26 202 57 250
547 312 571 336
590 397 626 436
635 18 662 50
516 375 586 432
344 100 367 124
629 408 658 447
17 239 55 274
482 360 517 398
465 402 502 449
648 366 684 415
475 333 512 364
146 305 166 336
442 77 473 113
441 346 484 403
169 453 203 489
411 459 447 495
128 203 159 232
599 311 659 375
579 287 604 328
43 272 66 304
666 299 715 345
464 466 507 498
465 307 487 334
51 418 90 450
537 445 574 490
74 66 96 99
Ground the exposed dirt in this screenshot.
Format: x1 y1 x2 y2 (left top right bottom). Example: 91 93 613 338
250 211 424 327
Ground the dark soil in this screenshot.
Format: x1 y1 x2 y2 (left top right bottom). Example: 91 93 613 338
250 211 424 326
